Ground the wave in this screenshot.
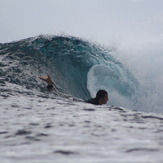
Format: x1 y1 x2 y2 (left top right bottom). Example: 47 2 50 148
0 35 139 106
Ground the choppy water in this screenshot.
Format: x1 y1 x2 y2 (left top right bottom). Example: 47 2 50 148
0 94 163 163
0 35 163 162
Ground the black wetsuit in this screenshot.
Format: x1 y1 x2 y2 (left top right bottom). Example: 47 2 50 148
85 98 99 105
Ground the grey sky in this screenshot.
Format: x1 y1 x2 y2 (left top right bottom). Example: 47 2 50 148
0 0 163 44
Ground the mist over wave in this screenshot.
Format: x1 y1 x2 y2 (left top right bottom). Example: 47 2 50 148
115 36 163 113
0 35 163 113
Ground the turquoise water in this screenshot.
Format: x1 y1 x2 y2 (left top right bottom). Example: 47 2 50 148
0 35 139 108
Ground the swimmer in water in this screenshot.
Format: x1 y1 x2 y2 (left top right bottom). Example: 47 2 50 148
39 74 57 91
86 90 108 105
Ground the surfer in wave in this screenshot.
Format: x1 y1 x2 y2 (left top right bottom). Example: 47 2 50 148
39 74 57 91
86 90 108 105
39 74 108 105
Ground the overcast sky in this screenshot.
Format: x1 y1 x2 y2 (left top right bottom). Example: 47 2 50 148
0 0 163 45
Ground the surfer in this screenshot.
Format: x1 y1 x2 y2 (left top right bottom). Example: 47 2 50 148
39 74 57 91
39 74 108 105
85 90 108 105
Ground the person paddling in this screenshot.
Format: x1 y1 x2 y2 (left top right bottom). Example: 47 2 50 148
86 90 108 105
39 74 57 91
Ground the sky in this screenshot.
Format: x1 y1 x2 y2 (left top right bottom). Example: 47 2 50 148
0 0 163 45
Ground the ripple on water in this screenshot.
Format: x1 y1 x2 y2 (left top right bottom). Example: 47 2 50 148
54 150 79 155
126 148 159 153
82 108 95 111
15 130 32 136
25 136 41 141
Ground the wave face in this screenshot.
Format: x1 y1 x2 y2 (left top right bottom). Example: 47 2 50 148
0 35 139 105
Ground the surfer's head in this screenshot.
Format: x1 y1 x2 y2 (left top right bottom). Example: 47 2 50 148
96 90 108 105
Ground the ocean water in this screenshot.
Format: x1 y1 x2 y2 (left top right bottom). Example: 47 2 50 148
0 35 163 163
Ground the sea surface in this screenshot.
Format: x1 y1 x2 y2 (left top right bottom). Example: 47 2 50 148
0 35 163 163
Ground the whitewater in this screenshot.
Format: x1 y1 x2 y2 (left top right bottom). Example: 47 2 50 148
0 35 163 163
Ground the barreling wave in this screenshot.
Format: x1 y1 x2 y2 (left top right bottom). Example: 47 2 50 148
0 35 139 104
